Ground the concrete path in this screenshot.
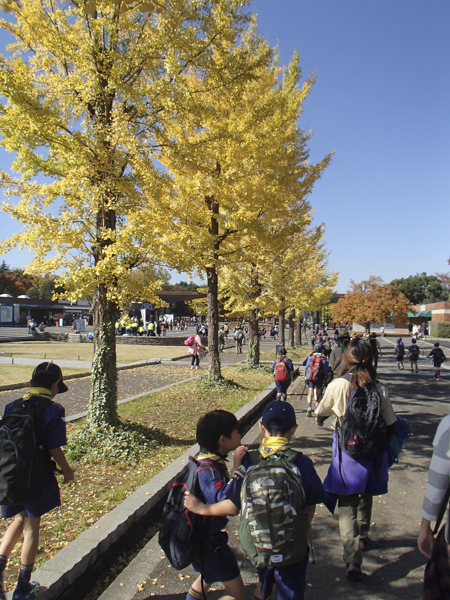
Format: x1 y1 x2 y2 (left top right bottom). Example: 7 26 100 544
112 340 450 600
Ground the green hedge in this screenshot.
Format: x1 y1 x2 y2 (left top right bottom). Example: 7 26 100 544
429 321 450 338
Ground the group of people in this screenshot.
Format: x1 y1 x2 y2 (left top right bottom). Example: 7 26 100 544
115 317 174 337
1 330 448 600
179 335 449 599
395 338 447 379
178 337 399 600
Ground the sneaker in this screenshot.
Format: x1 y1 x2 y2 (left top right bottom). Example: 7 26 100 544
12 582 41 600
359 537 369 551
416 370 419 373
346 563 361 581
437 378 442 381
307 407 313 417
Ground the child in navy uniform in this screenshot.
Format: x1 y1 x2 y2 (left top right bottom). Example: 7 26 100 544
0 362 74 600
185 410 248 600
185 401 329 600
271 346 294 401
426 342 447 381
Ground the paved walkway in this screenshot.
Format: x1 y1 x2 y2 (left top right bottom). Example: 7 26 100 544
121 337 449 600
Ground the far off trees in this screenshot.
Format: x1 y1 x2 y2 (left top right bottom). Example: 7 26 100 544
332 276 413 331
0 0 254 430
222 218 336 366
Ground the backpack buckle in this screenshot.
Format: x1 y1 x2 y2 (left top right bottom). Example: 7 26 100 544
270 554 284 563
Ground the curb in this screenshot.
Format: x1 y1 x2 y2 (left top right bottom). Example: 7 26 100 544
18 379 281 600
96 393 271 600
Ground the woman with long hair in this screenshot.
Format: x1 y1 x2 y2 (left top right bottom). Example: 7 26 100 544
316 337 397 581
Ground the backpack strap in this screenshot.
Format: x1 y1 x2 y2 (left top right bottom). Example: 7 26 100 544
9 397 52 416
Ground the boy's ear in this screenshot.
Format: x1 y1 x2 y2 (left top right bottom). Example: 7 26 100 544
259 421 268 435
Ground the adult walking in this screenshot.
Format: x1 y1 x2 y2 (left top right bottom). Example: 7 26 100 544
315 337 397 581
328 331 350 378
188 333 207 371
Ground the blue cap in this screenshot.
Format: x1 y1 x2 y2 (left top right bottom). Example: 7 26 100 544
262 401 297 430
32 362 68 393
277 346 286 355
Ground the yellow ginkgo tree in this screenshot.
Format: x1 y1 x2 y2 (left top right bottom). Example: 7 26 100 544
0 0 253 428
150 48 332 378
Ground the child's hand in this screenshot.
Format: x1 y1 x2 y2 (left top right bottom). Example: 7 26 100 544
184 491 206 515
63 466 75 484
233 445 248 472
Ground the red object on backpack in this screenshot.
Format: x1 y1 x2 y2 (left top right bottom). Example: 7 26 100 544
184 336 195 346
274 358 289 382
307 354 325 385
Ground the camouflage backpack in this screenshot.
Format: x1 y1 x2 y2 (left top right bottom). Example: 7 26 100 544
238 449 309 568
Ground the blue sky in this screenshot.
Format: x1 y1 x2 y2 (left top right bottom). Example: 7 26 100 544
0 0 449 293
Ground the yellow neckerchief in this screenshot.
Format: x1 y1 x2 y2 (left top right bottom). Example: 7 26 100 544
259 436 290 459
197 452 230 480
22 388 53 402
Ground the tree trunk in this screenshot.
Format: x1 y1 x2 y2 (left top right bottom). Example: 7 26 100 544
296 315 301 346
288 309 295 348
206 266 221 380
279 309 286 346
87 283 118 428
247 309 260 368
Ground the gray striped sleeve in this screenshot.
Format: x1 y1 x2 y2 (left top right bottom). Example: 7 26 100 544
421 419 450 522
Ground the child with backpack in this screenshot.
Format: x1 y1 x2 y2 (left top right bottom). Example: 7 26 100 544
0 362 74 600
184 400 329 600
171 410 247 600
304 344 329 417
426 342 447 381
407 339 420 373
315 338 397 581
271 346 294 401
187 333 207 370
395 337 405 370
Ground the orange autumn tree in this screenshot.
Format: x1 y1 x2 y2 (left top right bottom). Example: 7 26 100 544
332 276 413 330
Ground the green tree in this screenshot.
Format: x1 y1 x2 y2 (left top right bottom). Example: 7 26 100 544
390 273 448 305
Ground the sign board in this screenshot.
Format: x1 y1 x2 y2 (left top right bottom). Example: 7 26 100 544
303 312 311 317
141 303 153 310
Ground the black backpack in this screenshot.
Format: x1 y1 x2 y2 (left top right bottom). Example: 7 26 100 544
0 397 52 506
338 380 387 461
434 348 446 365
158 457 216 570
369 337 378 355
409 345 420 359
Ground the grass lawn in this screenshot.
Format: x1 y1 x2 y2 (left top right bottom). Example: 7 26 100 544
0 341 186 363
0 365 274 593
260 344 311 363
0 365 88 387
